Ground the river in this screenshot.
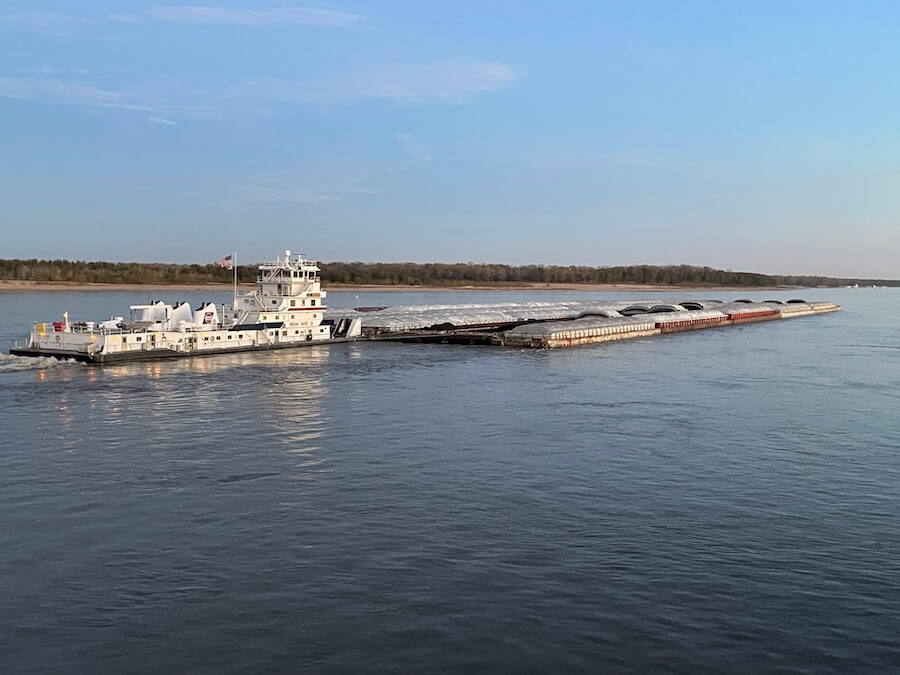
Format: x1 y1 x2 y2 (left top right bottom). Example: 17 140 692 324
1 287 898 672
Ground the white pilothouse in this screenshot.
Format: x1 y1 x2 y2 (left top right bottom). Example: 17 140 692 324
10 249 362 364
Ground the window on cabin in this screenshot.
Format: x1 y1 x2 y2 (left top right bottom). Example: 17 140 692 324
282 330 287 336
228 335 232 340
311 299 316 306
136 336 141 342
290 300 295 307
216 336 221 341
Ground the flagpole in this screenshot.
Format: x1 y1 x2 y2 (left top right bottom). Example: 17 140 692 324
232 251 237 308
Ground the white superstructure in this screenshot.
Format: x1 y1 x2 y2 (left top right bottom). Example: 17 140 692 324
11 249 361 363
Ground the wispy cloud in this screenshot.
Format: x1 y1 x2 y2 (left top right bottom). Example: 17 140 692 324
1 6 364 35
230 60 520 105
0 59 519 122
0 76 219 118
109 6 365 28
252 177 379 203
0 11 119 40
32 64 90 76
0 11 88 27
398 134 433 162
0 77 159 111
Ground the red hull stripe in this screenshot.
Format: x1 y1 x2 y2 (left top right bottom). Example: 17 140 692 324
288 307 325 311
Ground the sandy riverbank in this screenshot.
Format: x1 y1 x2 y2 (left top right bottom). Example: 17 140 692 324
0 280 801 293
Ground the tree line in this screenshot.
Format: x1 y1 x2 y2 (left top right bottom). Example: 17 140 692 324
0 258 896 288
0 259 256 284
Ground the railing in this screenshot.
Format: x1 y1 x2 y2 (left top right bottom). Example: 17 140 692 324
33 322 231 337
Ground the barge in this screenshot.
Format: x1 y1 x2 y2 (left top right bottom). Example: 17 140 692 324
354 298 841 348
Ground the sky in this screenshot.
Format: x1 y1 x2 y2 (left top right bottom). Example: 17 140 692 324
2 1 900 277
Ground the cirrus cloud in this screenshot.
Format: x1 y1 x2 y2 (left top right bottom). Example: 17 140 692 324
0 59 521 122
229 60 521 105
109 6 366 28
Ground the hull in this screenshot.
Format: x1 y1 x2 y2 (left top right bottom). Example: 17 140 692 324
10 337 358 365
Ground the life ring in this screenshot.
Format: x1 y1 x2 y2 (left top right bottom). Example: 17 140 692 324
55 334 61 343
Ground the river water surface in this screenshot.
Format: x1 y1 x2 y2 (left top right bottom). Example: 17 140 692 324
1 288 899 673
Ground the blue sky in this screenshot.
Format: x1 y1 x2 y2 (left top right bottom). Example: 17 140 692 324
2 1 899 277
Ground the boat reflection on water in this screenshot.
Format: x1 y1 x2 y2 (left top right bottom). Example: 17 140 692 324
109 348 330 460
256 348 329 459
24 346 332 473
96 345 332 378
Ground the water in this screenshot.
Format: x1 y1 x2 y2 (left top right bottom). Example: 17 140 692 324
1 288 899 673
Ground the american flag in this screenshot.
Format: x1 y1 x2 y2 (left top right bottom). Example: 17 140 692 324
218 255 233 269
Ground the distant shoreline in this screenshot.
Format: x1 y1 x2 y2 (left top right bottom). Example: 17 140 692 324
0 280 803 293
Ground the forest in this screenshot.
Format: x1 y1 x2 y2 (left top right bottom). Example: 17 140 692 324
0 258 895 288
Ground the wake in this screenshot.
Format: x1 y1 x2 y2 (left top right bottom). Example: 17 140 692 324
0 353 81 373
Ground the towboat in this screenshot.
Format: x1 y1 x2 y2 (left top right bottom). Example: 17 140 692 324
9 250 362 364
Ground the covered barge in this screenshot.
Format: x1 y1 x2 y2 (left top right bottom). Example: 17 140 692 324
350 298 841 349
